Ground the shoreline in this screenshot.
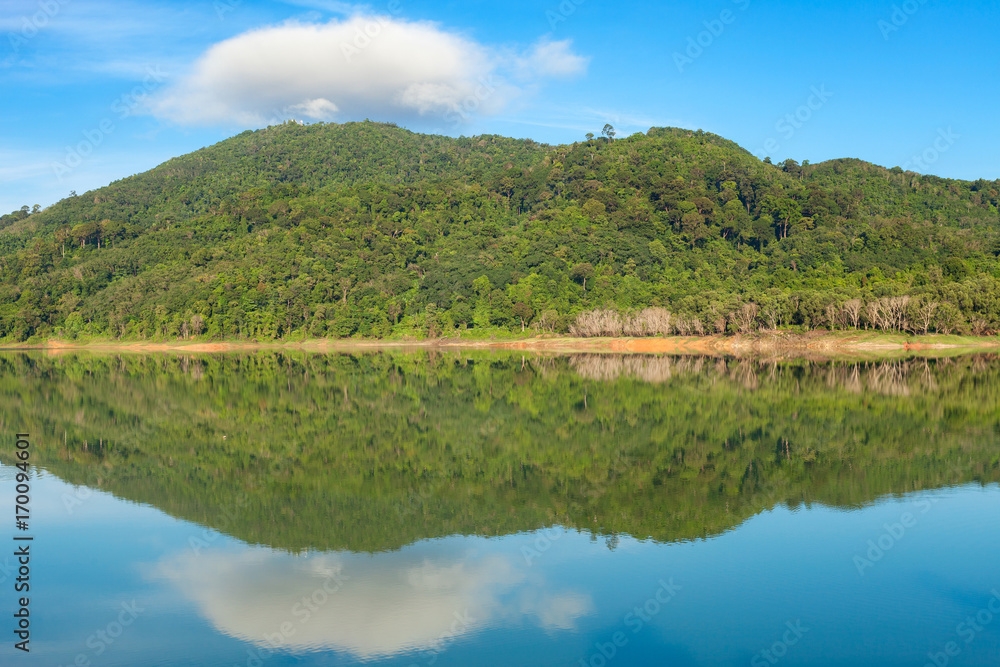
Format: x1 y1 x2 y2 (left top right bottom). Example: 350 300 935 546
1 331 997 357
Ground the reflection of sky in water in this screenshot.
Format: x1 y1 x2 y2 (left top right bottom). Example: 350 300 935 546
1 466 999 666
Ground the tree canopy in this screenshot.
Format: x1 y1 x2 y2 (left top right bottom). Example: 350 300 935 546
2 121 999 341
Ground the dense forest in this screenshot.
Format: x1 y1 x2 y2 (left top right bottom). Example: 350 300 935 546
2 121 1000 341
2 351 997 552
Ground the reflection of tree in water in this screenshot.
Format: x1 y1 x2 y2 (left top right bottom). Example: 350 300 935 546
567 353 999 396
1 351 998 552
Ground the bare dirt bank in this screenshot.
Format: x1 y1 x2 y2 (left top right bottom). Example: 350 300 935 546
5 331 996 358
482 332 999 358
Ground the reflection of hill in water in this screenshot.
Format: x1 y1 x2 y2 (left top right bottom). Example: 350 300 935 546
1 351 997 553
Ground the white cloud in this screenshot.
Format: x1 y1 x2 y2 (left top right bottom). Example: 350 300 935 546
148 17 588 127
288 97 339 120
521 38 590 78
0 150 54 183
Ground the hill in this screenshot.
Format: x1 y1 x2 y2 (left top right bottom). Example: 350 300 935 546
2 121 1000 341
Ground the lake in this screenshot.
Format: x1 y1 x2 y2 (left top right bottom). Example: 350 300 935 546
0 351 998 666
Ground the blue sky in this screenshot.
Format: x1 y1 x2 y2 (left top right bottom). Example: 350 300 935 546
2 0 999 215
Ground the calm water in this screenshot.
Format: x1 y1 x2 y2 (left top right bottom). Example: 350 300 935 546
0 351 998 666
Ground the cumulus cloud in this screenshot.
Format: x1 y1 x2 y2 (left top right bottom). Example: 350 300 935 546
148 17 587 126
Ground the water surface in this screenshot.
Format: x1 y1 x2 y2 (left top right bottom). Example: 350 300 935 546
0 352 998 666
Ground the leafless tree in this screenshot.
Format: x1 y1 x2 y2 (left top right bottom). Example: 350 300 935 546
729 303 759 334
915 300 938 334
570 310 623 337
761 306 781 330
636 308 673 336
842 299 862 329
865 300 887 330
865 296 910 331
824 303 839 329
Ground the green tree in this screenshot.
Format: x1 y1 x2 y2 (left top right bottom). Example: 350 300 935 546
472 275 493 328
569 263 594 291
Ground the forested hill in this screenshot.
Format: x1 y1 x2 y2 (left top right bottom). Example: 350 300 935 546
2 121 1000 341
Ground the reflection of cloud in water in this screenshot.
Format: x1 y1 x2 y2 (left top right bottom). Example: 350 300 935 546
153 545 592 658
518 588 594 631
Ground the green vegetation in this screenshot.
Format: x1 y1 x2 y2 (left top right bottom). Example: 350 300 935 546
2 351 997 552
3 121 1000 341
